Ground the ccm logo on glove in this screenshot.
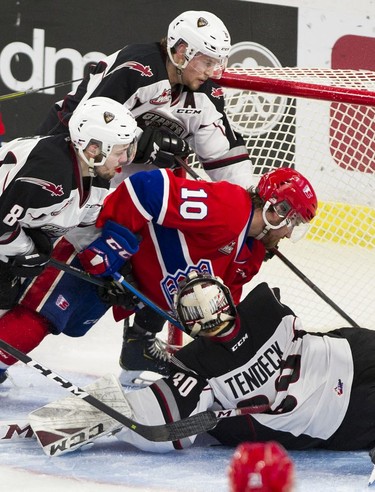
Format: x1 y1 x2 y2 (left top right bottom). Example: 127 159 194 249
78 221 140 277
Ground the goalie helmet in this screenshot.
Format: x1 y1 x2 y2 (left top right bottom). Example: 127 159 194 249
256 167 317 241
69 96 138 170
167 11 231 78
174 271 236 337
228 441 295 492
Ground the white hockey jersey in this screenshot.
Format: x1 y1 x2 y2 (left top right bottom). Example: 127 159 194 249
0 134 109 259
40 43 254 188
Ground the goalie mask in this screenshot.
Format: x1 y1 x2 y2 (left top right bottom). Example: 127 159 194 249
167 11 231 79
69 97 138 174
174 271 236 337
256 167 318 242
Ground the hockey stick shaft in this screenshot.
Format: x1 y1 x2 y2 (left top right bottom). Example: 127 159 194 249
49 257 107 288
49 258 185 331
0 79 83 102
175 156 203 181
271 248 360 327
0 339 267 442
112 271 185 331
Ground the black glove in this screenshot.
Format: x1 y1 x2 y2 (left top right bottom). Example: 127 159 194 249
0 261 21 309
134 126 190 168
9 228 52 278
263 246 278 262
98 262 141 310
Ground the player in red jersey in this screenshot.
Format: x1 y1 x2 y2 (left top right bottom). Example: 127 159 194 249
80 166 317 385
0 167 317 387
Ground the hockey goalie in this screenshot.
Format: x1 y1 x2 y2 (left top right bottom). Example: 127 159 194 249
29 271 375 459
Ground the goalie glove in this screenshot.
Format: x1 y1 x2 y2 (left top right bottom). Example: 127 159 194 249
134 126 190 168
78 221 140 277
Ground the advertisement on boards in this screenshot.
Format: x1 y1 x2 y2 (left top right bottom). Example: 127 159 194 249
0 0 297 140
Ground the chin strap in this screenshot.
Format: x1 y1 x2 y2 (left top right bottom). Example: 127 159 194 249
255 225 271 240
87 157 97 177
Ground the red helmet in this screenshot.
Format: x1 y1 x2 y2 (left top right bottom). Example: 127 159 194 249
256 167 317 224
228 441 294 492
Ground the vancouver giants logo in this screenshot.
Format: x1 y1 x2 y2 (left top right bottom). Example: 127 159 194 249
161 260 212 307
150 88 171 105
15 177 64 197
211 87 224 99
123 61 153 77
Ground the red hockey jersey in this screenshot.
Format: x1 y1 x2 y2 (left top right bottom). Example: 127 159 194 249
97 169 265 315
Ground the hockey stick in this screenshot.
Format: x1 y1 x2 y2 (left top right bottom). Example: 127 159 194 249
0 79 83 102
112 271 185 331
48 258 185 331
0 339 269 442
270 247 360 327
175 156 203 181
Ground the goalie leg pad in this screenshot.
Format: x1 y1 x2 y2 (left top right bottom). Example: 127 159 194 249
29 374 132 456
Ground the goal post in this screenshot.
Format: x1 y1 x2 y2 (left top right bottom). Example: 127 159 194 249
189 67 375 332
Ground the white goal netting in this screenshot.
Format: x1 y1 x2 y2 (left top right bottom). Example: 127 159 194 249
191 67 375 331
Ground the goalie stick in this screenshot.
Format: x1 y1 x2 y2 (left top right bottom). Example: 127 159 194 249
0 339 269 443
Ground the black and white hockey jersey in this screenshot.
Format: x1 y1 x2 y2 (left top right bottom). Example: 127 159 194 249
0 134 109 259
115 282 357 453
39 43 253 187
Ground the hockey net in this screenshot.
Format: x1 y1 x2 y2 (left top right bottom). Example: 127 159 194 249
171 67 375 343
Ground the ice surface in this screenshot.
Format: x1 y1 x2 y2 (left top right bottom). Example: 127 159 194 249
0 307 374 491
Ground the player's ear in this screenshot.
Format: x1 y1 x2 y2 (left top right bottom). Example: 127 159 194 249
175 42 187 60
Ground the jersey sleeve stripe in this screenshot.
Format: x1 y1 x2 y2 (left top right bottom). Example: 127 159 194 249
124 177 153 221
156 169 170 225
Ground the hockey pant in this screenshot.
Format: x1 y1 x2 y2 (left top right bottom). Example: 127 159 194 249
0 237 111 369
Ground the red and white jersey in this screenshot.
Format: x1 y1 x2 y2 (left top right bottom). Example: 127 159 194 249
53 43 253 188
97 168 265 311
0 134 109 259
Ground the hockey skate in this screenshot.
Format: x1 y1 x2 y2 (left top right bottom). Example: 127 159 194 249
119 320 171 388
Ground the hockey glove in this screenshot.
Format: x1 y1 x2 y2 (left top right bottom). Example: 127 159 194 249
78 221 140 277
134 126 190 168
98 262 141 310
9 228 52 278
0 261 21 309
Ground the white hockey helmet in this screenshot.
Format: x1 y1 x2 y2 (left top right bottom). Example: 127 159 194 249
167 11 231 78
69 97 138 171
174 271 236 337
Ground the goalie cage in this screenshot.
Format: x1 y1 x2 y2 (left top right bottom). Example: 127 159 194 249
169 67 375 347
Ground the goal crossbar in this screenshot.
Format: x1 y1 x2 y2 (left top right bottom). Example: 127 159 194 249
220 67 375 105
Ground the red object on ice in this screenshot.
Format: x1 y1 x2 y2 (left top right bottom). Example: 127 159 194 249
228 441 294 492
